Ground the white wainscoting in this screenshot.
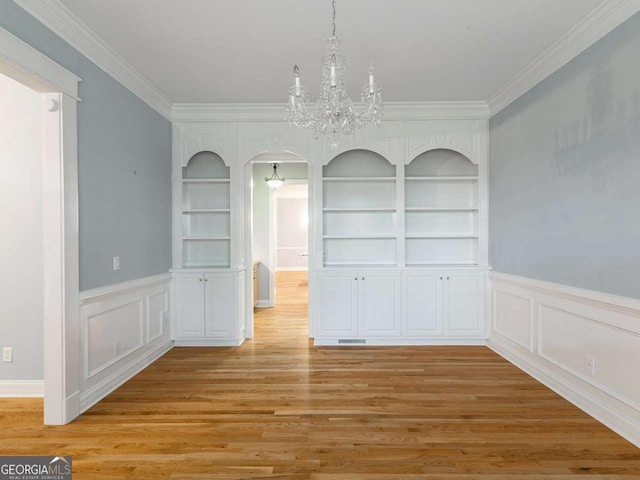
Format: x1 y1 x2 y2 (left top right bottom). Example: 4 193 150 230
489 271 640 448
78 273 173 412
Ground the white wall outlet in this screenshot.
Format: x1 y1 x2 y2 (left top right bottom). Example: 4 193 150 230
584 355 595 375
113 256 120 271
2 347 13 363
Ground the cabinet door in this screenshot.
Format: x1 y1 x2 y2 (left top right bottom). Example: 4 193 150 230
360 271 401 337
175 275 205 338
318 272 358 337
204 274 235 338
404 273 442 336
445 274 483 336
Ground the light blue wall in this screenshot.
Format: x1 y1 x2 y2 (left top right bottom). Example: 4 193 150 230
0 1 172 291
490 12 640 299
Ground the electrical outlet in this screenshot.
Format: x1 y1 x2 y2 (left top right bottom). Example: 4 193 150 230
113 256 120 271
3 347 13 363
584 355 595 375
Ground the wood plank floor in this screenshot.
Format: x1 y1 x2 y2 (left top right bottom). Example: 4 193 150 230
1 271 639 479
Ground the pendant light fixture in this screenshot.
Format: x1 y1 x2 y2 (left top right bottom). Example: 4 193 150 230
285 0 383 150
265 163 285 189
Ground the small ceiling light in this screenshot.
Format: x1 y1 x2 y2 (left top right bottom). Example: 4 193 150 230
265 163 285 189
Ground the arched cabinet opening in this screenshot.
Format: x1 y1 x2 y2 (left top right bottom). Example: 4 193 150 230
181 151 231 268
322 149 397 266
405 148 478 265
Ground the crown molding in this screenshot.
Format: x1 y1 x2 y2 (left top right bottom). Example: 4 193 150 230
13 0 173 120
488 0 640 117
171 101 490 123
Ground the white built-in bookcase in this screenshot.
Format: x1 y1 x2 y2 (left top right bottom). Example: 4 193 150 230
181 151 231 268
320 147 480 267
322 150 397 266
404 149 479 265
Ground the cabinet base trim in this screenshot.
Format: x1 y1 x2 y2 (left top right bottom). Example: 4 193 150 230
174 338 244 347
314 337 487 346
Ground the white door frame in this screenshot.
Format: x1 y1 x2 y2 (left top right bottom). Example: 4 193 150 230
243 155 313 339
0 27 81 425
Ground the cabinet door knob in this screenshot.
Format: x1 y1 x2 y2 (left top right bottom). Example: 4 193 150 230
204 278 208 282
354 277 358 280
361 277 365 280
446 277 450 280
440 277 443 280
199 278 202 282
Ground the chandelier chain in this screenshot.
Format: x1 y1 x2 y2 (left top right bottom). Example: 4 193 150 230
332 0 336 37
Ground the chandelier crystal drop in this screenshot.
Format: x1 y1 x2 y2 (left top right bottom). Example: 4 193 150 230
285 0 382 150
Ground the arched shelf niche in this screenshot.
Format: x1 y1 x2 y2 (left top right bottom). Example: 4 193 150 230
181 151 231 268
404 148 478 266
322 149 397 267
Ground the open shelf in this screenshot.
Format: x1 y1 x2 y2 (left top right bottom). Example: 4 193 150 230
182 151 231 268
405 233 479 239
405 176 478 181
405 207 478 212
322 176 395 182
323 234 396 239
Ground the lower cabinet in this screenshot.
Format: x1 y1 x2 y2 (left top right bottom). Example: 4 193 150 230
173 269 246 346
315 267 486 344
404 271 485 338
318 270 401 339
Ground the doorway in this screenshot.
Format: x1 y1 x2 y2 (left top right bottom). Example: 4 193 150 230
247 156 311 339
0 27 80 424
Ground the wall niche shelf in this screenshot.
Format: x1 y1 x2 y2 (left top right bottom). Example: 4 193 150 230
404 148 479 266
322 150 397 267
181 151 231 268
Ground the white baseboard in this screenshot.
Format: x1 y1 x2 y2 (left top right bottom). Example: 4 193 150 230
489 271 640 448
80 341 173 413
255 300 272 308
313 337 487 346
174 338 244 347
0 380 44 397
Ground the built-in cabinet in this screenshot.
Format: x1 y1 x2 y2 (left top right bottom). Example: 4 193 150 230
318 270 401 339
171 124 245 346
172 115 489 346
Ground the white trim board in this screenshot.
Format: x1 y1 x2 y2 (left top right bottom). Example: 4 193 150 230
13 0 172 120
0 381 44 398
488 0 640 116
489 271 640 448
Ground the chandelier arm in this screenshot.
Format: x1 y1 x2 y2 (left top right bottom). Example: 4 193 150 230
332 0 336 37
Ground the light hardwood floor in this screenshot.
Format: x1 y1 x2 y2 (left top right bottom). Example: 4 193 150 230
1 271 639 479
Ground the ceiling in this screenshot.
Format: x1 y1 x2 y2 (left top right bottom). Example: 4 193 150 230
57 0 605 104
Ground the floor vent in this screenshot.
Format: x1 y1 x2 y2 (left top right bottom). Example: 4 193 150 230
338 339 366 344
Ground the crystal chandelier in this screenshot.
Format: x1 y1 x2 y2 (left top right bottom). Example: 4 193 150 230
285 0 382 150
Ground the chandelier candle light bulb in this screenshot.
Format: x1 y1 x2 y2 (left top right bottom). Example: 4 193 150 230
284 0 383 149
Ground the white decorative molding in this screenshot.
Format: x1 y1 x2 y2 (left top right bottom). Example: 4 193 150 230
407 134 476 164
13 0 172 119
0 381 44 398
79 274 172 411
0 26 80 99
79 342 172 413
488 0 640 116
489 271 640 448
79 273 171 305
173 102 490 123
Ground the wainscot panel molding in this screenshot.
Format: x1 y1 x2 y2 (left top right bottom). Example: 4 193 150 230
489 271 640 448
0 381 44 398
78 273 172 413
487 0 640 116
13 0 172 119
